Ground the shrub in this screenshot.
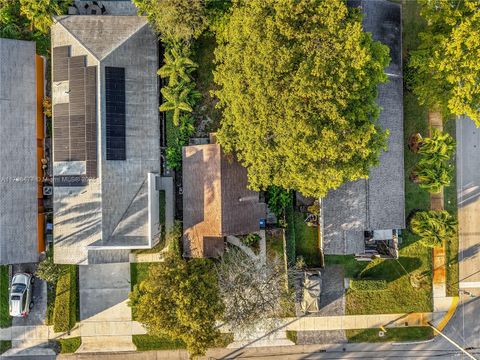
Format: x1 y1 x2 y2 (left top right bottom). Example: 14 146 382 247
242 233 260 247
36 256 67 284
418 129 455 162
410 210 457 248
415 161 453 194
267 186 292 218
58 337 81 353
350 279 387 291
52 266 77 333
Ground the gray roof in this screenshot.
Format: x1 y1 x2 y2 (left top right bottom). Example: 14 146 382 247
52 16 160 264
55 15 149 61
0 39 38 264
322 0 405 255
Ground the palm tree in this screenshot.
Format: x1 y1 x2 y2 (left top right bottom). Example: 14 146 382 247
416 160 453 194
157 47 198 86
418 128 456 163
160 85 194 126
410 210 457 248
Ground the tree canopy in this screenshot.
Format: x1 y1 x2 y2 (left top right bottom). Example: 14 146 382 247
410 0 480 125
132 0 208 42
213 0 390 197
129 249 224 357
410 210 457 248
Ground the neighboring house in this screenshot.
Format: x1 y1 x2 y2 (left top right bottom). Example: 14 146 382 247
183 142 267 258
0 38 46 264
321 0 404 258
51 15 163 265
71 0 138 16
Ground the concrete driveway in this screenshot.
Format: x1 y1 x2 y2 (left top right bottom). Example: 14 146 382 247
456 117 480 288
11 263 47 326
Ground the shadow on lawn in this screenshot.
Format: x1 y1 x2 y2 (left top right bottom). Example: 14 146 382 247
357 257 423 283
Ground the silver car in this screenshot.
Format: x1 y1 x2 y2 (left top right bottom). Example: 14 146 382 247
9 273 34 317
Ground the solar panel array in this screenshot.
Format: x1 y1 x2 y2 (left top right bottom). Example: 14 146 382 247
52 46 98 178
105 67 126 161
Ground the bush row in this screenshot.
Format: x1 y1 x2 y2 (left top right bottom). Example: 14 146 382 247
52 266 77 333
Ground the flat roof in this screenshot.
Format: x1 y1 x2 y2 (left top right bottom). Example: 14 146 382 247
0 39 38 264
322 0 405 254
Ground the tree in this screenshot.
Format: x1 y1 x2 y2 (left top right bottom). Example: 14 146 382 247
158 46 198 86
415 160 453 194
216 248 285 333
410 210 457 248
160 85 195 126
132 0 207 41
129 247 224 357
19 0 71 34
409 0 480 125
214 0 390 197
418 129 456 163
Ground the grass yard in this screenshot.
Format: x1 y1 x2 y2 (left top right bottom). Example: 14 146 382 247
0 266 11 328
133 333 233 351
444 118 459 296
346 327 433 343
0 340 11 354
130 263 152 320
327 233 433 315
192 34 222 134
293 212 321 267
57 337 82 353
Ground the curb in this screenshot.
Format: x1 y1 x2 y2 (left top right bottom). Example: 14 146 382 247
435 296 459 333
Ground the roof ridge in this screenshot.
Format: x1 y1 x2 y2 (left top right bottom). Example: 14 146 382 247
99 21 149 61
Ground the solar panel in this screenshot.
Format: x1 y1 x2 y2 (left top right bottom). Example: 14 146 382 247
52 46 70 82
105 67 126 161
85 66 98 177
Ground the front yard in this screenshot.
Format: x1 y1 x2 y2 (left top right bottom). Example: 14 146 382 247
0 266 11 328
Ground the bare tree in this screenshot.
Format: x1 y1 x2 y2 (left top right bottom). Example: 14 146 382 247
216 247 286 333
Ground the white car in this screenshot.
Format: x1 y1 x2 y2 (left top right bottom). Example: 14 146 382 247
9 273 34 317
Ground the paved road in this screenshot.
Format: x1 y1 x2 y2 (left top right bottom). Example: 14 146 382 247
456 117 480 287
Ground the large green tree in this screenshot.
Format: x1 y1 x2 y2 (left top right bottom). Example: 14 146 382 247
410 0 480 125
213 0 390 197
133 0 207 41
129 248 224 357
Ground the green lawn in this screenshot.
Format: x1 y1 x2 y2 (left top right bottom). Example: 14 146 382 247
327 234 433 315
0 340 11 354
133 333 234 351
130 263 152 320
0 266 11 328
58 337 82 353
293 212 320 267
346 327 433 343
444 118 459 296
192 34 222 133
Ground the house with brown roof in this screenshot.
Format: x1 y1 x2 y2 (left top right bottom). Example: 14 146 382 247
182 144 267 258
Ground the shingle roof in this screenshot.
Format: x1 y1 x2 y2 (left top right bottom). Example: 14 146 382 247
182 144 266 258
0 39 38 264
322 0 405 255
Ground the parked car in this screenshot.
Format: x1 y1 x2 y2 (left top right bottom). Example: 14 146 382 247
9 273 34 317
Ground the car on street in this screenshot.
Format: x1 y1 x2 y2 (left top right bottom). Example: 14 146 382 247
9 272 34 317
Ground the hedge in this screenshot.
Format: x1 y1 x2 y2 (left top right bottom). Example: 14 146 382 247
53 266 77 333
350 279 387 291
58 337 82 353
285 202 296 267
